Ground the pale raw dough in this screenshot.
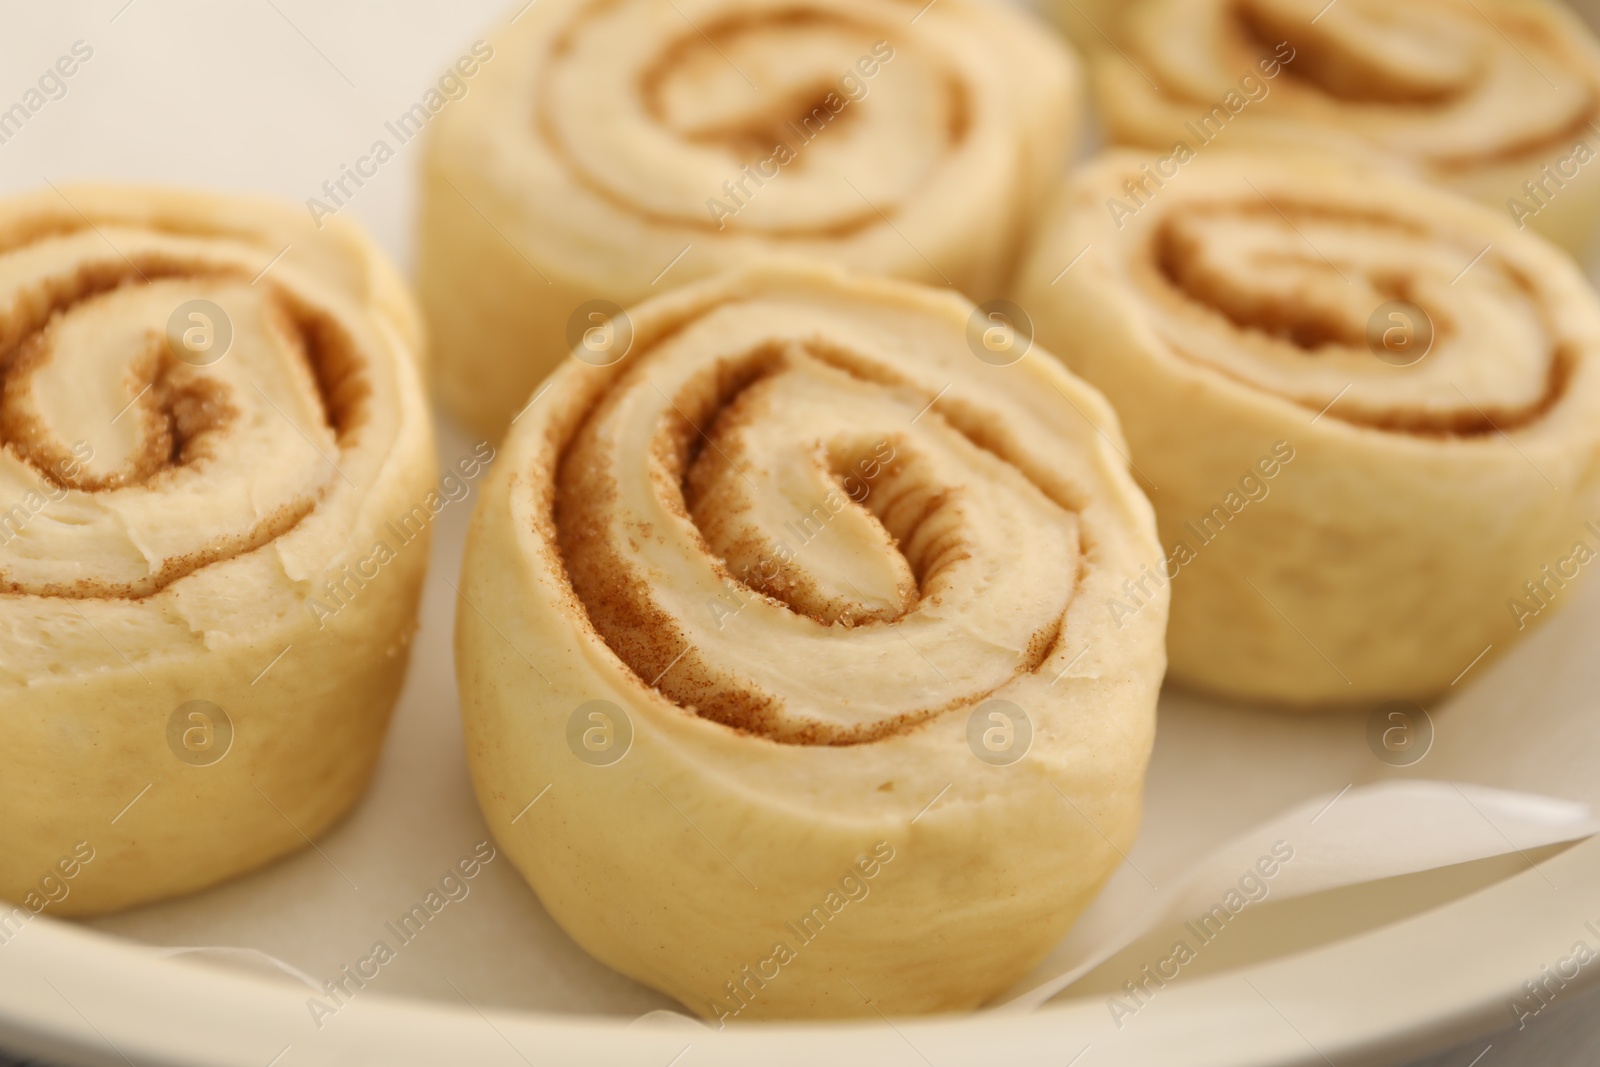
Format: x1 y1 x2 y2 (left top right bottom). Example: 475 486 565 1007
416 0 1080 438
1088 0 1600 257
455 264 1167 1018
1048 0 1128 56
1015 152 1600 706
0 186 436 916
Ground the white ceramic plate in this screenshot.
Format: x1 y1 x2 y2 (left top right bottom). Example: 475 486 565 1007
2 2 1599 1064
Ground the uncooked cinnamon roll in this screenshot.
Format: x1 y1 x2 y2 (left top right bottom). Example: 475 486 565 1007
1091 0 1600 256
418 0 1079 437
456 263 1166 1018
0 186 435 917
1016 152 1600 706
1049 0 1126 57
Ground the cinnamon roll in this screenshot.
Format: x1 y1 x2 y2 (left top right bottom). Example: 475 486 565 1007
1015 152 1600 706
1090 0 1600 256
456 263 1166 1017
1050 0 1127 57
418 0 1078 437
0 186 435 916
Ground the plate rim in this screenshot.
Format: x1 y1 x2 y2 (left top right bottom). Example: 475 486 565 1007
3 835 1596 1066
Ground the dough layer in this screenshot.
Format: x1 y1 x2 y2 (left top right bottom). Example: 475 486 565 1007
1089 0 1600 256
1017 152 1600 706
456 263 1167 1018
417 0 1079 437
0 186 436 916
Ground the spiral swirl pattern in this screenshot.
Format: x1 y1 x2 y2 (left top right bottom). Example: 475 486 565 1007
1095 0 1600 250
458 264 1167 1017
0 231 360 600
0 186 434 916
419 0 1078 435
1018 152 1600 704
1133 194 1569 435
548 11 952 234
555 298 1081 745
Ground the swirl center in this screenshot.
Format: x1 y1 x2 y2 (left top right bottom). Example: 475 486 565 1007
543 2 966 233
0 227 365 599
1141 198 1565 434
